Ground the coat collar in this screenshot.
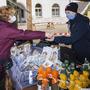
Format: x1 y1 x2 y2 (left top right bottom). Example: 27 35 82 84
67 13 89 25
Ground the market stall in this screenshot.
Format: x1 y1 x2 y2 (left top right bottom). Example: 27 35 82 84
9 42 90 90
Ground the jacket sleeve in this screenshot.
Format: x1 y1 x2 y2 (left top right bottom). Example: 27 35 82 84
54 22 89 45
6 27 45 40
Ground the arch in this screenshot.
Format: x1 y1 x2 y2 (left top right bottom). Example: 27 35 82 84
35 3 42 8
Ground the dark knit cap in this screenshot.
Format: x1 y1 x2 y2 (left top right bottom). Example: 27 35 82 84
65 2 78 12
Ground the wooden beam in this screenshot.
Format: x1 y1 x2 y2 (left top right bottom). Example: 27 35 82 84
26 0 32 30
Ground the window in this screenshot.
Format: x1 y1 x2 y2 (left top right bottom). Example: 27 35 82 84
7 0 26 23
35 4 42 17
17 3 26 23
6 0 17 26
7 0 16 7
52 4 60 17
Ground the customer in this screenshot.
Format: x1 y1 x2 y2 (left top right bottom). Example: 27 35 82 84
53 2 90 64
0 6 51 90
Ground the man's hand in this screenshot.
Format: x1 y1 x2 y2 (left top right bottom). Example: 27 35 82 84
46 37 55 41
45 32 54 41
45 32 53 39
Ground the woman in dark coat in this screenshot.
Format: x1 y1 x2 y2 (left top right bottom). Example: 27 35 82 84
54 2 90 64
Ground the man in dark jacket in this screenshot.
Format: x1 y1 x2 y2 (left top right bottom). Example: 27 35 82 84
0 6 52 90
53 2 90 64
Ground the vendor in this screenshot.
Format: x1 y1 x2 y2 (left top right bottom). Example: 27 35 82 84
0 6 52 90
51 2 90 64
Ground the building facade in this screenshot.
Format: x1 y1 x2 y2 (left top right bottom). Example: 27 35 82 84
0 0 71 30
0 0 89 30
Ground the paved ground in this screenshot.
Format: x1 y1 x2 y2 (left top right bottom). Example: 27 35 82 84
35 23 69 33
33 23 69 43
